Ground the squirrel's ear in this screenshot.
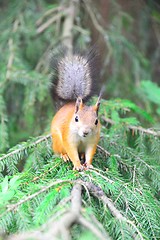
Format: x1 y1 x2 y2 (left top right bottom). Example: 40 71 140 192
93 86 104 115
93 98 101 115
75 97 83 113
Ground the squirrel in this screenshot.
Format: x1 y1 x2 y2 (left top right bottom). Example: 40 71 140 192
50 49 101 170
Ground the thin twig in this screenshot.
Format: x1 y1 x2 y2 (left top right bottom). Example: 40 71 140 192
36 6 64 26
132 165 136 189
97 144 111 157
84 0 106 36
89 168 114 184
73 25 89 35
31 162 61 183
35 44 51 72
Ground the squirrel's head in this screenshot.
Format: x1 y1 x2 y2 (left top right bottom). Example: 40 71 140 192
71 97 101 138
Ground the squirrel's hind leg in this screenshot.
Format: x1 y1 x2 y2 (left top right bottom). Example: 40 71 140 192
53 142 70 162
52 134 68 160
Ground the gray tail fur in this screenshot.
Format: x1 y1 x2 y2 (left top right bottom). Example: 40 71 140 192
50 47 100 105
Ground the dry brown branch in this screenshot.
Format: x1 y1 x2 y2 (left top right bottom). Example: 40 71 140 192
6 39 14 81
49 183 82 238
102 116 160 137
5 19 19 81
62 0 77 54
36 10 68 34
84 0 112 63
128 125 160 137
152 21 160 46
79 216 111 240
7 231 44 240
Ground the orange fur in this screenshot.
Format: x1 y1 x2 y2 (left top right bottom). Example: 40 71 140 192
51 102 100 170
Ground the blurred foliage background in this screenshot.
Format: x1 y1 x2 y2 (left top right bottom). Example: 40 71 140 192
0 1 160 239
0 0 160 152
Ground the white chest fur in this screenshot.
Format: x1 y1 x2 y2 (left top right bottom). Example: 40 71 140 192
69 126 97 153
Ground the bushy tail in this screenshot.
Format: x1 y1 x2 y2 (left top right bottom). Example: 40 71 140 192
50 48 100 103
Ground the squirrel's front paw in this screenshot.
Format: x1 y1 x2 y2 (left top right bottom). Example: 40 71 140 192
73 164 84 171
83 163 93 170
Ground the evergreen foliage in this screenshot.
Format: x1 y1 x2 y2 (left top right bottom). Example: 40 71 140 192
0 0 160 239
0 98 160 239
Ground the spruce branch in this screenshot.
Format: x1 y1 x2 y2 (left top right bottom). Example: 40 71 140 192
125 145 159 173
109 138 158 173
102 116 160 137
0 134 51 162
80 180 144 240
121 184 158 239
81 181 125 221
3 177 157 240
1 179 71 218
128 125 160 137
6 182 111 240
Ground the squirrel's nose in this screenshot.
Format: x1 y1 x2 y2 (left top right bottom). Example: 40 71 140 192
83 131 89 137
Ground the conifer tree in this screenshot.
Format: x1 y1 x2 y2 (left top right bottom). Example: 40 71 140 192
0 1 159 240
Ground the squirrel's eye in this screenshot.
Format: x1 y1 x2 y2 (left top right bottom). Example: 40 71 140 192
95 119 98 125
75 116 79 122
